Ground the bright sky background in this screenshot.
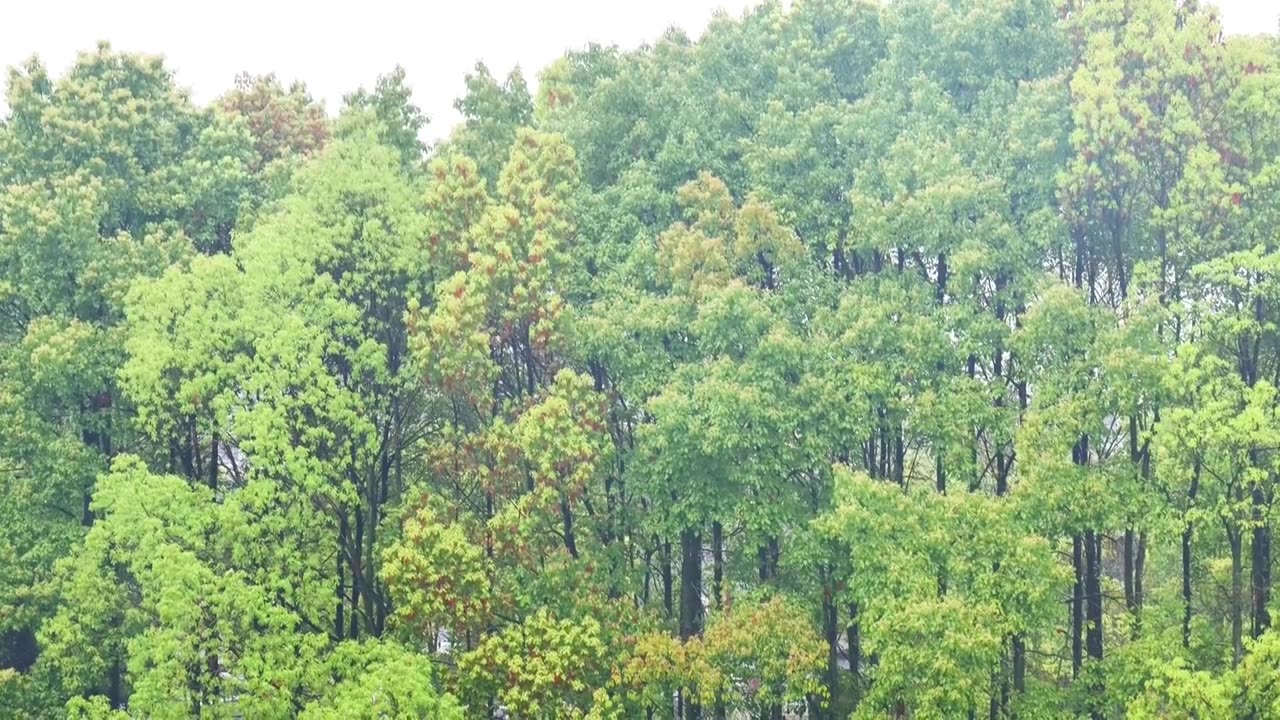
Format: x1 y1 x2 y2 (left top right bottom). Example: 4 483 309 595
2 0 1276 142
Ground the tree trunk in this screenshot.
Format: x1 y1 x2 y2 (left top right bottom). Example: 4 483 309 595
712 521 724 610
1231 526 1244 666
208 432 219 490
350 509 363 639
108 655 122 709
1012 634 1026 693
1072 533 1083 679
82 489 94 527
680 528 703 720
848 603 861 703
365 472 379 636
1085 530 1103 720
1183 462 1200 649
1252 483 1271 638
758 536 779 582
1182 522 1193 649
867 428 878 480
893 423 905 486
757 534 780 720
336 514 347 640
561 496 579 558
823 578 840 718
662 540 674 618
1123 529 1135 614
1085 531 1104 659
1134 531 1146 636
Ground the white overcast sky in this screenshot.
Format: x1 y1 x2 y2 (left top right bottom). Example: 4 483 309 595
2 0 1276 142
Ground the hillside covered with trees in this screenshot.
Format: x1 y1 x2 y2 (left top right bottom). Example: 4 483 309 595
2 0 1280 717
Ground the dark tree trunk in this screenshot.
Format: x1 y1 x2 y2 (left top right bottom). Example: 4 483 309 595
679 528 703 639
759 536 782 720
180 422 195 479
993 331 1008 496
82 490 94 527
336 514 347 640
1085 531 1104 720
365 490 378 636
1012 634 1026 693
1123 529 1135 614
350 508 363 640
208 432 219 490
1182 522 1194 649
848 603 861 702
662 540 674 618
758 537 779 582
892 423 905 486
1183 461 1200 649
1252 483 1271 638
680 528 703 720
561 496 579 558
1085 530 1103 662
936 252 949 303
1231 526 1244 666
712 521 724 610
822 577 840 718
1072 533 1083 679
867 428 878 480
108 655 122 709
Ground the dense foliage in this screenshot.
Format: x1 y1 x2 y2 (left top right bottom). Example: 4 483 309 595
2 1 1279 717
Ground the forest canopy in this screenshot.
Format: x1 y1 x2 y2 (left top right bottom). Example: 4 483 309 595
2 0 1280 718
